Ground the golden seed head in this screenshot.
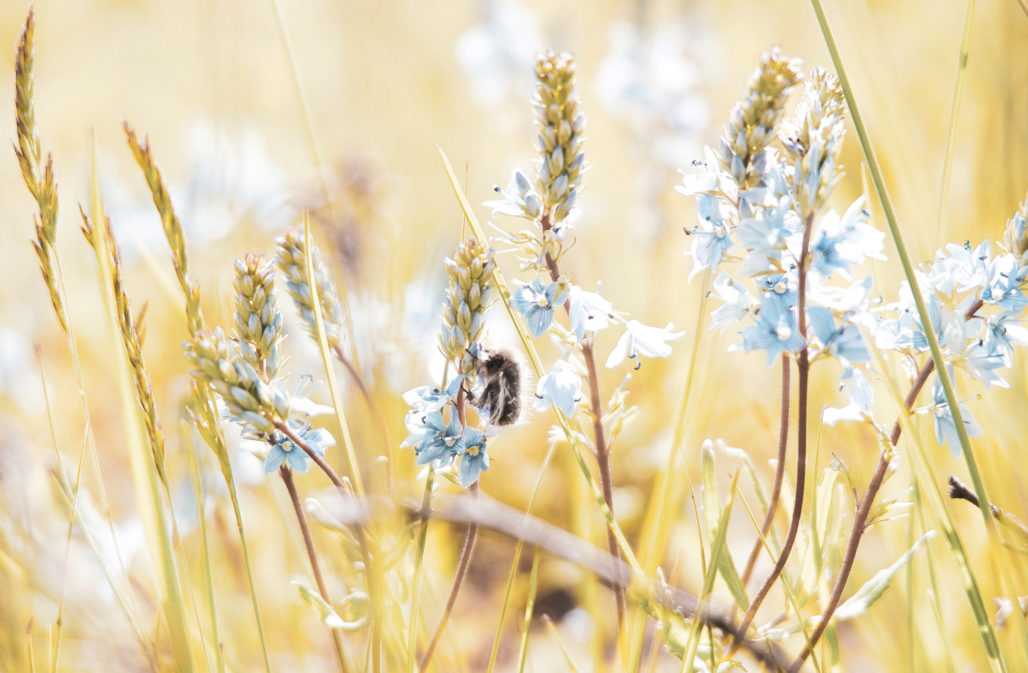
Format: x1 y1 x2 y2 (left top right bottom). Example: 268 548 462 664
534 51 585 223
719 47 802 190
440 239 495 376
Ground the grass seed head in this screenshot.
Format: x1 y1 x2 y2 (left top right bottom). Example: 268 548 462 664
234 253 284 380
440 239 496 378
534 51 585 224
276 230 344 349
718 47 802 191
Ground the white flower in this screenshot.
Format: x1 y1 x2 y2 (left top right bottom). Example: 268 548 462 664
568 285 615 339
823 367 874 426
456 0 540 106
606 320 685 368
535 360 583 417
710 273 754 329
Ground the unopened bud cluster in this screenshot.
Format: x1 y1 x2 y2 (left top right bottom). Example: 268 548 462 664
1005 197 1028 261
234 254 283 379
186 328 290 434
534 51 585 224
276 231 344 346
439 239 495 377
785 68 846 215
718 48 801 191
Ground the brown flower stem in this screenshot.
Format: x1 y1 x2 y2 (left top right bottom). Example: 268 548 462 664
739 354 791 587
275 420 383 673
787 297 986 671
280 467 350 673
732 212 815 649
541 213 626 629
417 389 479 673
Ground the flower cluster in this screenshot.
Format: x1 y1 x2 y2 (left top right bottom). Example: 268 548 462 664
685 50 1028 455
185 236 348 474
403 240 499 487
489 51 685 383
682 56 876 375
869 220 1028 450
186 327 290 435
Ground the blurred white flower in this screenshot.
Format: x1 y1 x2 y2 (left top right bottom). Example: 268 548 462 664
108 120 294 259
456 0 541 106
0 328 42 413
595 20 709 168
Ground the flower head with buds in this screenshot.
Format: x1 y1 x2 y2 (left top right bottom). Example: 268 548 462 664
185 327 290 434
277 230 344 346
234 254 284 380
439 239 496 378
534 51 585 224
783 68 846 215
718 48 801 192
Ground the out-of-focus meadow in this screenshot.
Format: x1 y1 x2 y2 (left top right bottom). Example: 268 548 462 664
2 1 1027 672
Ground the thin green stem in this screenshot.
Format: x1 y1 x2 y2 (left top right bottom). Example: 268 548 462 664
934 0 976 248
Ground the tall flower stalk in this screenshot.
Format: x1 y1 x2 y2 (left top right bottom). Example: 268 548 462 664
489 51 685 630
403 238 496 672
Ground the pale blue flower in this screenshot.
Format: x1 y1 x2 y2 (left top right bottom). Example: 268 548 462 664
736 204 795 275
930 378 979 455
535 360 583 416
402 376 464 414
808 307 869 363
513 279 567 336
458 427 490 487
688 194 732 279
823 366 874 425
742 294 805 365
412 411 464 467
810 198 884 278
485 170 543 219
981 254 1028 312
963 344 1008 388
710 274 754 329
984 312 1028 358
265 422 335 474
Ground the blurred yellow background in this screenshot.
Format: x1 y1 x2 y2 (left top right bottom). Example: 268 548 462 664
1 1 1027 671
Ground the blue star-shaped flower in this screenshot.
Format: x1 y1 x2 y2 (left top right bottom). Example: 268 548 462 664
413 411 464 467
742 294 805 365
264 421 335 473
513 279 567 336
458 427 490 487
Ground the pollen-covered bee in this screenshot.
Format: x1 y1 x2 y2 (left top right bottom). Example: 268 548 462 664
470 348 522 426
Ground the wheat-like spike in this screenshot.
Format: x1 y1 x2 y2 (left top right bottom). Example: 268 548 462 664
439 239 495 378
123 123 205 336
185 328 291 436
81 206 168 487
234 253 284 381
15 9 66 333
276 230 344 348
783 67 847 215
718 47 802 191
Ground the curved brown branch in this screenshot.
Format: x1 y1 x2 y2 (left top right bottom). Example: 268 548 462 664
319 491 789 670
